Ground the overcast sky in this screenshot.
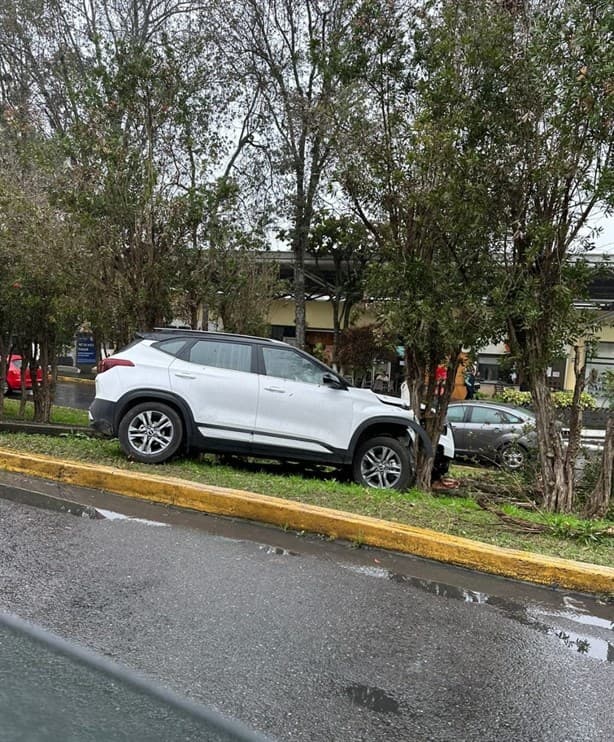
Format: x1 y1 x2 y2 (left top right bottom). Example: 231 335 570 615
589 212 614 254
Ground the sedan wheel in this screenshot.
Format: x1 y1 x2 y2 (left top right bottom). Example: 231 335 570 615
353 435 413 490
498 442 527 471
118 402 183 464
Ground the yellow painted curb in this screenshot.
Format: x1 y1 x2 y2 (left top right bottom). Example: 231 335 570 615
0 448 612 596
57 376 95 385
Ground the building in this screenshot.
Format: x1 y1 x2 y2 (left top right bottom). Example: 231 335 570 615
265 251 614 401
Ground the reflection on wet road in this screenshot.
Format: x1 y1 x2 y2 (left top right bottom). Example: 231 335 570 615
54 379 94 410
341 563 614 663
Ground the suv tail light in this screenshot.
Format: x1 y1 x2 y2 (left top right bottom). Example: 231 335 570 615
98 358 135 373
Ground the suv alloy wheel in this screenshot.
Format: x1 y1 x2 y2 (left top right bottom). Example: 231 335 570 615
118 401 184 464
352 435 414 490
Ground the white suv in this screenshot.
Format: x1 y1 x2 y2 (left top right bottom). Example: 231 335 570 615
89 330 454 490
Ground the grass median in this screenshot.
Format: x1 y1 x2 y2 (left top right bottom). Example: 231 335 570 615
1 400 612 569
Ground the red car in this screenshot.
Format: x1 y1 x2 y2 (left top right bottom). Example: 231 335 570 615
2 355 43 395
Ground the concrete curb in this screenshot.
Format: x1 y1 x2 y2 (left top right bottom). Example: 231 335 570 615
0 421 97 437
57 375 95 385
0 481 101 519
0 448 612 596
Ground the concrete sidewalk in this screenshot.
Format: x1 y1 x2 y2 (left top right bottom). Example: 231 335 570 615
0 446 612 596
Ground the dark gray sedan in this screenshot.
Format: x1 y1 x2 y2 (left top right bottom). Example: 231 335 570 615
447 400 537 470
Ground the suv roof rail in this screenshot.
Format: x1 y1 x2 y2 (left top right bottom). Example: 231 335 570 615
140 328 277 344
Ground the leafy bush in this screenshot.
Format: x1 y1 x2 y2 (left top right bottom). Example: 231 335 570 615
496 388 596 410
551 391 597 410
496 389 532 406
546 514 612 544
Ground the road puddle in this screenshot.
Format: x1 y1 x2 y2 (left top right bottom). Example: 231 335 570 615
258 545 298 556
344 683 400 714
340 562 614 663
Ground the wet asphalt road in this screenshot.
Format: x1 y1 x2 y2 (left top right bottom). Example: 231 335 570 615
0 474 612 742
53 379 95 410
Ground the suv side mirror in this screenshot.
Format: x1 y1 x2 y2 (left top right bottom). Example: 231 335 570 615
322 372 346 390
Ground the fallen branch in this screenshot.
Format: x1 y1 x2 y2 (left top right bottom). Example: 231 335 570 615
476 496 614 540
476 496 548 533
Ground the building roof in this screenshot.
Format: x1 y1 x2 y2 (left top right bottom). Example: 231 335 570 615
262 251 614 307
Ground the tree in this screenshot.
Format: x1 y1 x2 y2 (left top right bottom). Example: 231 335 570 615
59 27 205 339
308 214 373 365
0 127 83 422
213 0 361 348
0 1 261 350
212 249 282 336
336 325 395 385
484 0 614 512
336 0 506 487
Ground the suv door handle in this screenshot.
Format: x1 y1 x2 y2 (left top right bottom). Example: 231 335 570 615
264 386 285 393
174 373 196 379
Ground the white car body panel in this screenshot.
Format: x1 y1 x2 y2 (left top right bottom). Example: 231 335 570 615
169 357 258 444
254 376 354 453
95 341 172 400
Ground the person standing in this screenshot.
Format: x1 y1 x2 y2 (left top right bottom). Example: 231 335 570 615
464 367 477 399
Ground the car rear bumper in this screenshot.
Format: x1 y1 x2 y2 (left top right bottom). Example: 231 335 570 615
89 398 117 437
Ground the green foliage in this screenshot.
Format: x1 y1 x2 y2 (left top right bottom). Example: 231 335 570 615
496 388 597 410
552 391 598 411
308 213 374 342
310 343 329 364
481 0 613 379
2 399 89 426
0 122 85 420
336 326 395 380
599 370 614 405
546 515 612 545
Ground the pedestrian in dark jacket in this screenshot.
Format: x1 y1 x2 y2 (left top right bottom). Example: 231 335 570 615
464 370 477 399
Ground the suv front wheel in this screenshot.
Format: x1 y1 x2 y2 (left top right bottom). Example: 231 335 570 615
352 435 413 490
118 402 183 464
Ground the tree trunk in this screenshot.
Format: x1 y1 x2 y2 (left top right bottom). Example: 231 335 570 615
294 243 306 349
531 376 573 512
562 345 586 498
31 341 55 423
331 298 341 367
189 303 198 330
0 338 6 421
584 413 613 518
406 346 462 491
19 344 29 419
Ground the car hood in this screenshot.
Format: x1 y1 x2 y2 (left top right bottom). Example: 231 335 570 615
349 387 410 411
375 393 410 409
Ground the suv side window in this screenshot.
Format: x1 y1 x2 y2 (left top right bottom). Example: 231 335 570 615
262 347 323 385
188 340 252 373
154 339 190 358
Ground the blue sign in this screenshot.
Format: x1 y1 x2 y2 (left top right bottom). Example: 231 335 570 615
76 335 96 365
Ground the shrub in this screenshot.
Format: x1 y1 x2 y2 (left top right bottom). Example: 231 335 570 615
551 391 597 410
496 389 532 406
496 388 596 410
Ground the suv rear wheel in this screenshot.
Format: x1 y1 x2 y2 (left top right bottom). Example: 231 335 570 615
118 402 183 464
353 435 413 490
